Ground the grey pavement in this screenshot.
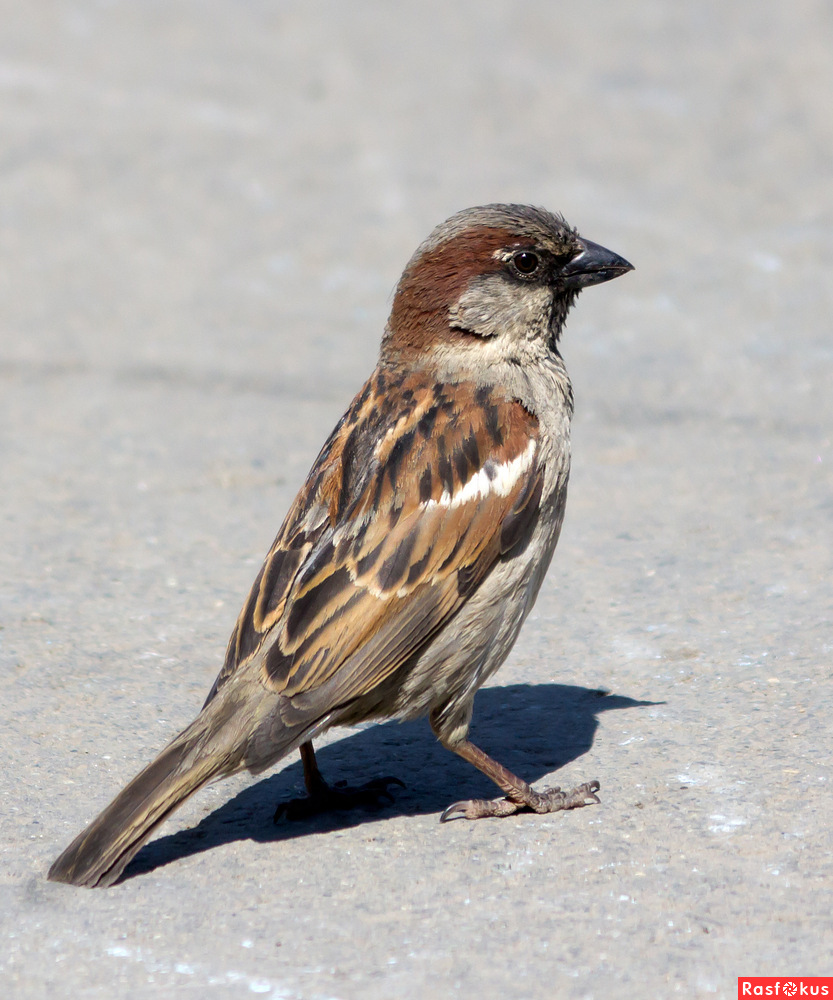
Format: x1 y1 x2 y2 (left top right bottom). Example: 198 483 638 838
1 2 831 998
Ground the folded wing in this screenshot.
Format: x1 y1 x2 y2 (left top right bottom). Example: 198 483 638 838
207 371 544 725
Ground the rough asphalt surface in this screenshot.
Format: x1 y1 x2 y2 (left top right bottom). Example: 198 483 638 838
1 3 831 998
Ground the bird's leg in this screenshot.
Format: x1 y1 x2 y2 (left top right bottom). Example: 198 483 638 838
274 740 404 822
437 737 600 822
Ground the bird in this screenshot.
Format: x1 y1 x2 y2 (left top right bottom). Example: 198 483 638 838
48 203 633 888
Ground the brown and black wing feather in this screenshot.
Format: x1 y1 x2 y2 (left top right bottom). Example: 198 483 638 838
210 367 545 726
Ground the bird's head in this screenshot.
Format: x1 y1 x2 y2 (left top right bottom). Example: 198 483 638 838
382 204 633 369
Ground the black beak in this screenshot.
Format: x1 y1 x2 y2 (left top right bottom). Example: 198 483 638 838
561 239 634 290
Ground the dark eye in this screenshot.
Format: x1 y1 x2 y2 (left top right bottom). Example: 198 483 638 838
512 251 540 275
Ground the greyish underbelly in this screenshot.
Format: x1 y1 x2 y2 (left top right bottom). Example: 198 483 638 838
385 478 569 737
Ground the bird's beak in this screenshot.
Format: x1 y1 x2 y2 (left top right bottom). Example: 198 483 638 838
561 239 634 290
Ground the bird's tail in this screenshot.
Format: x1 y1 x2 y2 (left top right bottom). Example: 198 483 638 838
48 704 252 889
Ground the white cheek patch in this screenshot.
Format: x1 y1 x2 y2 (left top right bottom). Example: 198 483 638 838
427 439 536 510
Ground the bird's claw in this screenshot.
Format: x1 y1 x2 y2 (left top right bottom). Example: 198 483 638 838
440 779 601 822
274 775 405 823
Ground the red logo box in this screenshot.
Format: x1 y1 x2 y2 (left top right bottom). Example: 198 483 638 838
738 980 833 997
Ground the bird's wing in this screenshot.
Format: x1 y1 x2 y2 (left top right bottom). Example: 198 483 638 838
207 370 545 722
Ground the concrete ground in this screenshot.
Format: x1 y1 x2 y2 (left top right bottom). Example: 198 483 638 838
1 2 831 997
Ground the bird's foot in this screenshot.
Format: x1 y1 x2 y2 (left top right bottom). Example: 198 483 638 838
274 775 405 823
440 779 600 822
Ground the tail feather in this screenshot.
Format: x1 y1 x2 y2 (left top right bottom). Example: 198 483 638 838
47 717 235 888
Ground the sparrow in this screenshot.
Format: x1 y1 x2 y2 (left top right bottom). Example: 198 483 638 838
48 204 633 888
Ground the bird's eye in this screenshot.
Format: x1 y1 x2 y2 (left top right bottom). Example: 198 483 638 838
512 251 540 275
